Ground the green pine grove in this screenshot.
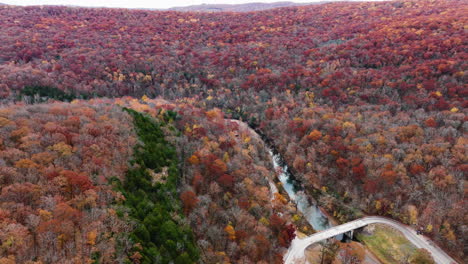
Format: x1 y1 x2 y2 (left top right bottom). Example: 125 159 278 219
113 108 199 264
19 85 92 103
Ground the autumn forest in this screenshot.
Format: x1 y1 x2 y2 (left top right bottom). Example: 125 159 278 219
0 0 466 263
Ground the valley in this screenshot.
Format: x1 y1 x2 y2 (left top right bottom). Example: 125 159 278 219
0 0 465 263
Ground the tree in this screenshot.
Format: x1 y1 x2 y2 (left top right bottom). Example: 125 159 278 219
269 214 286 234
381 169 397 185
409 164 425 175
217 174 234 189
293 156 306 172
406 205 418 225
53 202 82 226
14 159 38 169
87 230 97 246
191 173 203 193
424 118 437 128
252 235 270 261
187 154 200 165
336 157 349 169
49 142 73 156
224 224 236 241
352 163 366 181
31 152 56 165
337 243 365 264
61 170 93 197
307 130 322 141
208 159 227 178
277 224 295 247
175 253 193 264
319 240 339 264
180 190 198 215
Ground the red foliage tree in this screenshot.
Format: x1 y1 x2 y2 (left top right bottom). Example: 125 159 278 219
180 190 199 215
61 170 93 197
217 174 234 189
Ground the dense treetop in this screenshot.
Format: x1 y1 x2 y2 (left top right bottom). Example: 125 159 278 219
0 0 465 111
0 100 136 262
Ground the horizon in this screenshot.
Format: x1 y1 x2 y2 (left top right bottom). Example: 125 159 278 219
1 0 384 10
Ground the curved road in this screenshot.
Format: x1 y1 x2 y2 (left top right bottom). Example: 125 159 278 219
284 216 457 264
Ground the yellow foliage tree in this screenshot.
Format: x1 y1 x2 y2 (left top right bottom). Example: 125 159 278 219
10 127 29 141
223 152 230 163
38 209 52 221
14 159 38 169
0 255 16 264
187 155 200 165
87 230 97 246
426 224 433 233
0 117 12 127
307 129 322 141
274 193 287 205
259 217 269 226
206 108 223 120
224 224 236 241
49 142 73 156
31 152 55 165
342 121 356 129
375 200 382 211
442 221 456 241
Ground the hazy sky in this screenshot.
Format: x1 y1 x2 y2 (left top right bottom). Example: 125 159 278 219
1 0 378 9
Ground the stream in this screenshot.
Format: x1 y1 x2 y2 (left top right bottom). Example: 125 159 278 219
232 119 339 235
235 120 446 264
267 148 343 239
265 138 381 264
232 119 346 261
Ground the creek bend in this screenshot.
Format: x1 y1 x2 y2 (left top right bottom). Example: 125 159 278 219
232 119 456 264
231 120 343 245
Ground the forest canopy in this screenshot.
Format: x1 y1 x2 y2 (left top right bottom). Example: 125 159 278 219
0 0 466 263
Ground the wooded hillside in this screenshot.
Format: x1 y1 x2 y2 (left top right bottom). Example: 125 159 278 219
0 0 466 262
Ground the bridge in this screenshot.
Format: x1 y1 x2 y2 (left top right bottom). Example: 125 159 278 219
284 216 457 264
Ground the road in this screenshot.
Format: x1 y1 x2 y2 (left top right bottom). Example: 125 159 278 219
284 216 458 264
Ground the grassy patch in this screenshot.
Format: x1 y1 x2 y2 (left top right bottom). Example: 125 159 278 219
356 224 416 264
